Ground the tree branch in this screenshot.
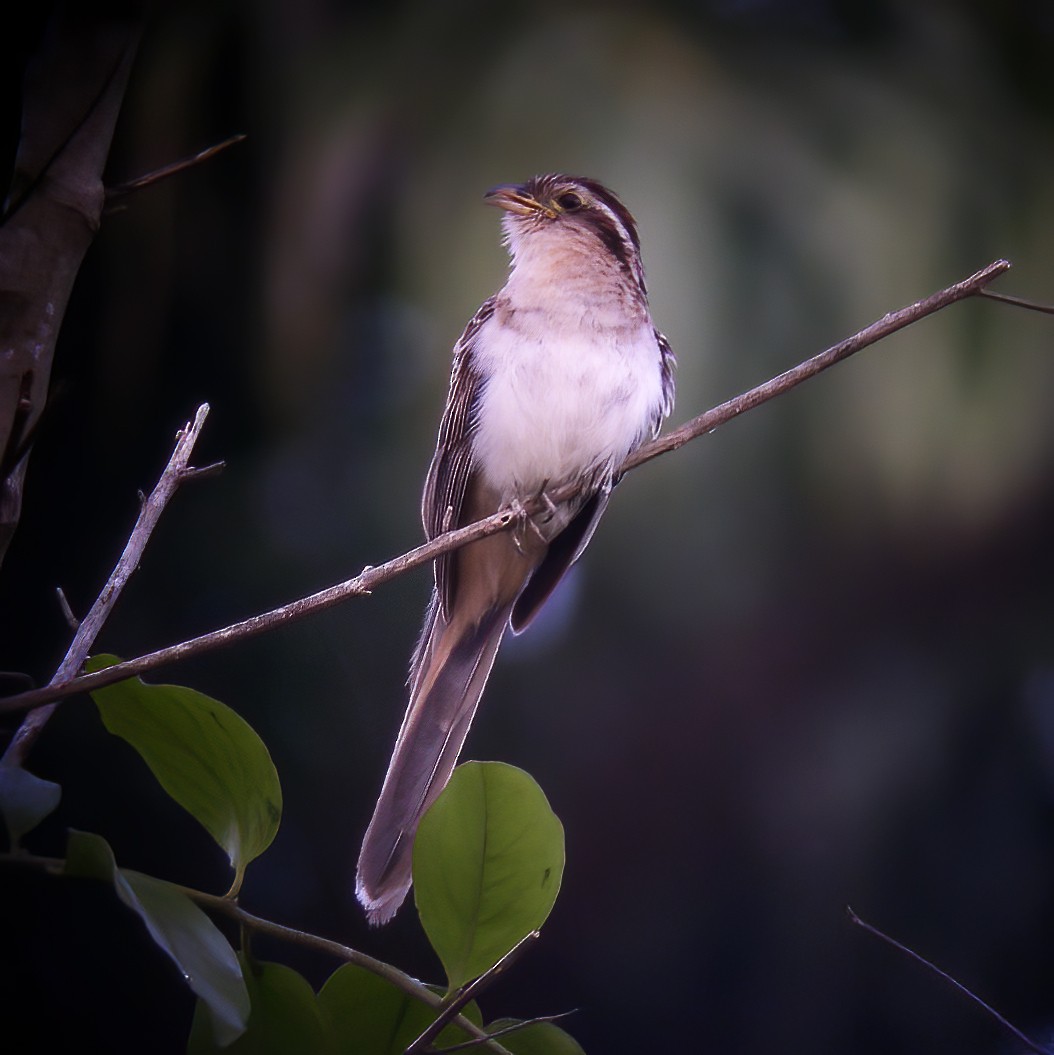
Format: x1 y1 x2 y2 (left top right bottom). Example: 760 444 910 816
2 850 513 1055
1 405 216 764
0 259 1012 717
0 506 518 716
191 893 515 1055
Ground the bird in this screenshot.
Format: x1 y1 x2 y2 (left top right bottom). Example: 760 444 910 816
356 174 675 924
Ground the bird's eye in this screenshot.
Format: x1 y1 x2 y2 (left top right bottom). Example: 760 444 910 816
555 191 584 211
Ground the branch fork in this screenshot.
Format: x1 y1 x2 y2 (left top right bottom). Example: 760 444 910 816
1 404 219 765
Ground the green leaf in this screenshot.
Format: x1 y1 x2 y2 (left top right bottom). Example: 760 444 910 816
413 761 564 991
318 964 480 1055
188 956 330 1055
0 764 61 847
87 654 282 893
65 830 249 1046
486 1018 586 1055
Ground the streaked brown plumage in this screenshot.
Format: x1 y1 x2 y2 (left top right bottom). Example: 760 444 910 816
356 175 674 924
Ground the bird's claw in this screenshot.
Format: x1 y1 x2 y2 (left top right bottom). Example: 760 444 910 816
536 488 558 524
507 494 553 553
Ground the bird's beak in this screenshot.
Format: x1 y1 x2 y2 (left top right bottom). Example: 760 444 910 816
484 184 554 218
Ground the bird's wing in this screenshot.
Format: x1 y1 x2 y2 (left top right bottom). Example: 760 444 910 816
655 328 677 422
510 488 610 633
421 297 495 617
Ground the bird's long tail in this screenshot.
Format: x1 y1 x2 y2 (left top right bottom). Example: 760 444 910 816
355 593 510 925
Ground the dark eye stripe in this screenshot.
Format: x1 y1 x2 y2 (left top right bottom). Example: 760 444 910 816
573 177 641 255
587 213 637 280
576 183 647 294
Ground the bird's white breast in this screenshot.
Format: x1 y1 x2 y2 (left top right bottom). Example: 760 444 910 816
470 304 664 500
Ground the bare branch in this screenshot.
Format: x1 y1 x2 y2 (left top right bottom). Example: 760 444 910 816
847 906 1053 1055
1 405 213 764
191 896 514 1055
0 259 1015 717
0 505 518 715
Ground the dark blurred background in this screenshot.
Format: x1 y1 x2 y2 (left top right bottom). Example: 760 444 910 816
4 0 1054 1051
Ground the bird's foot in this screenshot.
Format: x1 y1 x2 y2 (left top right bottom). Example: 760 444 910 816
507 492 553 553
534 486 558 524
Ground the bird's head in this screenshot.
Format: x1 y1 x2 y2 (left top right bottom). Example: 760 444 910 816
485 174 647 296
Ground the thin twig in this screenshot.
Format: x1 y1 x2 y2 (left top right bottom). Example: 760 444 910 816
404 932 539 1055
977 288 1054 315
0 260 1013 717
180 460 226 482
105 134 247 204
55 586 80 631
1 404 213 764
847 906 1053 1055
435 1012 576 1053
